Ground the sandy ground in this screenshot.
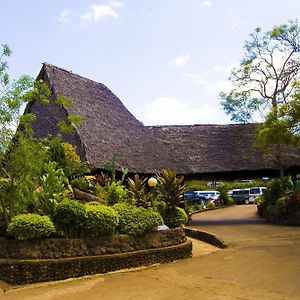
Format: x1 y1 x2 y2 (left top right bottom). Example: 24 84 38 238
1 206 300 300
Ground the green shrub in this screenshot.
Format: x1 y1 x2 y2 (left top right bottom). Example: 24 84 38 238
84 204 119 237
263 178 282 205
160 207 188 229
53 199 86 238
206 201 215 209
227 197 234 206
106 182 128 205
71 177 92 193
7 213 56 240
114 203 163 236
217 186 230 205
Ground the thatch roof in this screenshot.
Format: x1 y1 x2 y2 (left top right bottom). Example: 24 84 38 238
27 63 300 177
30 63 181 173
148 124 300 175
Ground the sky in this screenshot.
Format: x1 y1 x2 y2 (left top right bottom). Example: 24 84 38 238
1 0 300 125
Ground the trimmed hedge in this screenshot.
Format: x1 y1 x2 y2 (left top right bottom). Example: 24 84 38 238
53 199 86 238
161 207 188 228
84 203 119 237
114 203 163 236
7 214 56 240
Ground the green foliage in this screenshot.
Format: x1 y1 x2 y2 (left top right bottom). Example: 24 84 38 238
206 201 215 209
220 20 300 184
71 176 93 193
0 44 34 154
53 199 86 238
156 169 186 208
217 185 230 205
48 137 89 178
39 161 66 217
127 174 153 208
106 181 128 205
4 135 48 219
161 207 188 229
55 94 83 134
114 203 163 236
7 213 55 240
183 200 203 215
263 178 283 205
84 203 118 237
102 153 117 182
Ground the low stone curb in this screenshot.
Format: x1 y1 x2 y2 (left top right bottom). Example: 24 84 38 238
184 227 228 249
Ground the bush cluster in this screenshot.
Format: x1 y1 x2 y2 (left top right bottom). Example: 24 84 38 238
85 203 119 236
114 203 163 236
7 213 56 240
160 207 188 229
53 199 86 238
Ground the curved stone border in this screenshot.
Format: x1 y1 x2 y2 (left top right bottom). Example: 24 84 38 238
0 240 192 285
184 227 227 249
0 228 186 259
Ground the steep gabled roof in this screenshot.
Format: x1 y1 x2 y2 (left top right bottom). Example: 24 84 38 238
33 63 182 173
28 63 300 177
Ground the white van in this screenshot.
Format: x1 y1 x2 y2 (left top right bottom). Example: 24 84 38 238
248 187 267 203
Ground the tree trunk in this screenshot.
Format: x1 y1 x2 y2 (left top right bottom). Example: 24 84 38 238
277 144 285 188
73 188 105 203
0 196 9 228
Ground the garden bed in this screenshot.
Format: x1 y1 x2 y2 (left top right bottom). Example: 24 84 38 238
257 205 300 225
0 228 192 284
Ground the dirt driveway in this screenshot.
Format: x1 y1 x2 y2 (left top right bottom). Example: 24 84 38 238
1 205 300 300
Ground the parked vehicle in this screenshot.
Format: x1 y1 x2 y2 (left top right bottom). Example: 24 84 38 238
183 190 220 203
231 188 250 204
248 187 267 203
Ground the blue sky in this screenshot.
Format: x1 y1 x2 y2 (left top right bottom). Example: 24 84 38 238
1 0 299 125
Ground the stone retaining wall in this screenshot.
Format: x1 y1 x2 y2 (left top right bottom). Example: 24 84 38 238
0 240 192 284
0 228 192 284
0 228 186 259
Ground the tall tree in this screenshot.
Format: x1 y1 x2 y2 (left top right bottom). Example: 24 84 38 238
0 44 33 154
220 20 300 184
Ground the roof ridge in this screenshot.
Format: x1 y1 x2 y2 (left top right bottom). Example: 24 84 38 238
43 62 108 89
147 123 258 129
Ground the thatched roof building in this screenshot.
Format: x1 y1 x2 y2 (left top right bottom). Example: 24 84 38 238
27 63 300 179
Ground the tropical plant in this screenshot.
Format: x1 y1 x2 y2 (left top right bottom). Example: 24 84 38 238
156 169 186 209
127 174 153 208
38 161 66 217
106 181 128 205
7 213 56 240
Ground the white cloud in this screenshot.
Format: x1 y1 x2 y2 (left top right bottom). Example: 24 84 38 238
58 10 71 24
168 54 191 68
206 80 233 94
81 3 120 24
184 72 233 95
232 22 239 29
109 1 124 7
202 0 212 7
184 73 209 85
143 97 228 125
